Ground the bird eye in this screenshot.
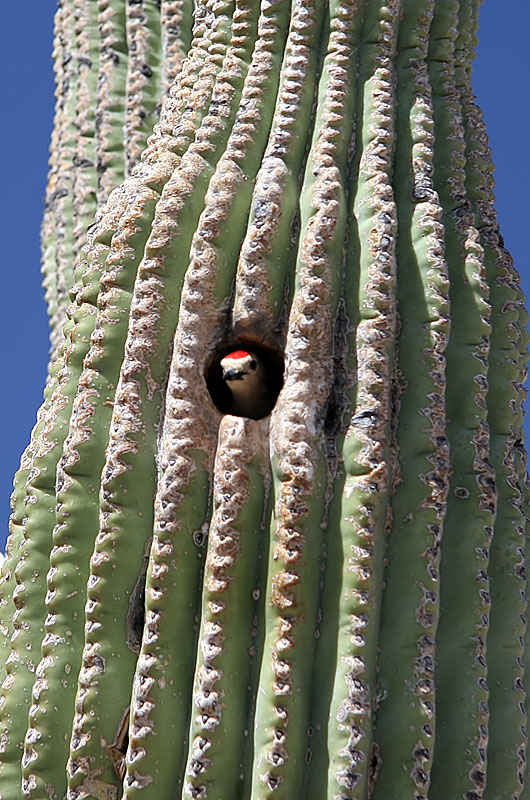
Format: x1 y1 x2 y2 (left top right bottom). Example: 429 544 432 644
250 359 257 370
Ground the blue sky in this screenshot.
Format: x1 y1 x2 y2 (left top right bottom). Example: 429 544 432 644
0 3 528 550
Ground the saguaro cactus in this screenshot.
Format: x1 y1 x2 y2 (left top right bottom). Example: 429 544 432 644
0 1 528 799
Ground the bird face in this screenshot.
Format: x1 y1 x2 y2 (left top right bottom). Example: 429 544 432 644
219 350 270 419
220 350 258 383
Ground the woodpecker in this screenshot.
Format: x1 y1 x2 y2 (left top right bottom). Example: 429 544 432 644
219 349 275 420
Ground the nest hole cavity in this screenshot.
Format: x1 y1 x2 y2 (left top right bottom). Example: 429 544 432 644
205 339 284 420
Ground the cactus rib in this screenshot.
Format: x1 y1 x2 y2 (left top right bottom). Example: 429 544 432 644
325 2 401 796
372 0 451 795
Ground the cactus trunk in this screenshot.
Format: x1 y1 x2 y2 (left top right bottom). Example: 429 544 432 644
1 1 528 799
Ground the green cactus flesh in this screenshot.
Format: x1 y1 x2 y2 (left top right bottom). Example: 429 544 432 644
1 1 529 799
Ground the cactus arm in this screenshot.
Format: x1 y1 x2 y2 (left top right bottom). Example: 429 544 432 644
124 0 163 174
40 3 65 334
96 0 128 203
183 416 271 799
47 0 80 351
44 0 181 346
70 0 100 271
160 0 194 99
370 1 452 795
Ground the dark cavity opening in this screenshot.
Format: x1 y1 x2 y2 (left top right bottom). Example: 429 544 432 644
205 338 284 420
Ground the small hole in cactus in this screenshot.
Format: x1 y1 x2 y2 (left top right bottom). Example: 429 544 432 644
193 528 207 547
205 339 284 420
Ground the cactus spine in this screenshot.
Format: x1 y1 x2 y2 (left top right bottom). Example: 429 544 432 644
1 1 529 799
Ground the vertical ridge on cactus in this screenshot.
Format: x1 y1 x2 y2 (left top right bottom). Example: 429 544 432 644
427 3 493 796
0 2 528 799
369 0 448 794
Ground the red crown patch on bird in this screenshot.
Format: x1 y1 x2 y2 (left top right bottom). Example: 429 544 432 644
223 350 252 360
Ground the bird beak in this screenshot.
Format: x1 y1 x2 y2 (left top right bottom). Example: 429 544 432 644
222 367 245 381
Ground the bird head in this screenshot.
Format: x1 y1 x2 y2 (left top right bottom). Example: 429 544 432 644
220 350 258 383
219 349 271 419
